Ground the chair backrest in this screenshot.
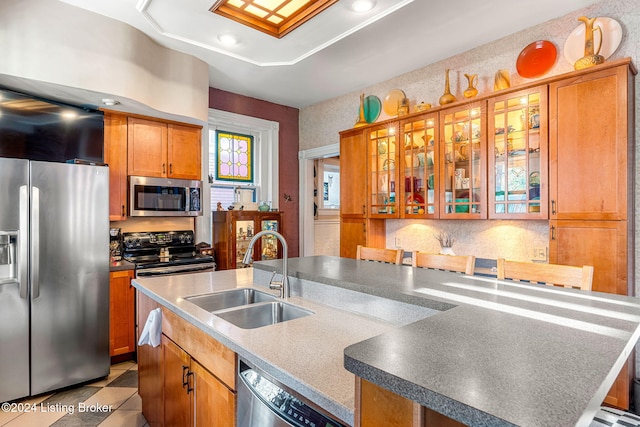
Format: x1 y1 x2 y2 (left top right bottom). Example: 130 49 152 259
496 258 593 291
412 252 475 275
356 245 404 265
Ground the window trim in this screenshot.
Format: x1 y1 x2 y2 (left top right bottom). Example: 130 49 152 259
208 109 279 208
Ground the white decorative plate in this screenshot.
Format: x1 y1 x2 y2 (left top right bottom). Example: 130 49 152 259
563 17 622 66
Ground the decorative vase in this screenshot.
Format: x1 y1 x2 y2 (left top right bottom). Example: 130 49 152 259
463 73 478 98
494 69 510 91
439 247 455 256
354 93 368 128
574 16 605 70
439 69 457 105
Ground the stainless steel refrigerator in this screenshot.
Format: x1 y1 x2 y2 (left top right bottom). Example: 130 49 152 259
0 159 110 402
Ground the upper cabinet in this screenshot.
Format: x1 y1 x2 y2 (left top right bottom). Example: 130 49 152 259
340 128 367 217
128 117 202 180
488 86 549 219
368 123 400 219
439 102 487 218
400 112 439 218
104 112 128 220
549 64 632 221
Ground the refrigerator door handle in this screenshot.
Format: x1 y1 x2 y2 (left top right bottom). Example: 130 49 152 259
31 186 40 300
18 185 29 299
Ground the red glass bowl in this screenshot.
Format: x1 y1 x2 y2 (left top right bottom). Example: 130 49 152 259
516 40 557 78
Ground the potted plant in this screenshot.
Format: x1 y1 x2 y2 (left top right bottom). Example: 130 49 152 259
434 231 456 255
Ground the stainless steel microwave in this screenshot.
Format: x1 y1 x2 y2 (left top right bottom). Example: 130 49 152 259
129 176 202 217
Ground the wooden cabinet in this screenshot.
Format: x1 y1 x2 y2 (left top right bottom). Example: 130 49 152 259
128 117 202 180
104 113 128 220
367 123 400 218
137 292 237 426
339 128 386 258
548 60 636 409
109 270 135 359
488 86 548 219
212 210 283 270
399 112 439 218
439 101 487 218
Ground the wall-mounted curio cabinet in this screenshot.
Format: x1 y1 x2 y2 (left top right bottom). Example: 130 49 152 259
439 102 486 218
400 113 439 218
368 123 400 218
488 87 548 219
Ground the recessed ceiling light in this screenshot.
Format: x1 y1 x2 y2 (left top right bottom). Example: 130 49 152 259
61 111 78 120
101 98 120 106
351 0 375 13
218 34 238 45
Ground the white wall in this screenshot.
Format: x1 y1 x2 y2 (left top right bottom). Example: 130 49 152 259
0 0 209 123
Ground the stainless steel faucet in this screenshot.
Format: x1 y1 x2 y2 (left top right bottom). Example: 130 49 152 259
242 230 289 299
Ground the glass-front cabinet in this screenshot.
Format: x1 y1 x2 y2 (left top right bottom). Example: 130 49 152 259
400 113 439 217
368 123 399 218
439 102 486 218
488 87 548 219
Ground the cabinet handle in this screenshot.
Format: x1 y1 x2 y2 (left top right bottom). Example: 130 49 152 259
551 200 556 215
186 371 194 394
182 365 189 388
362 205 366 215
550 225 556 241
121 204 125 217
162 163 166 174
170 163 173 174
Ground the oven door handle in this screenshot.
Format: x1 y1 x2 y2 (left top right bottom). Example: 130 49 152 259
135 264 215 277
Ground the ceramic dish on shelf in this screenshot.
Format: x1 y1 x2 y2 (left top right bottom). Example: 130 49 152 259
563 17 622 66
516 40 557 78
363 95 381 123
383 89 406 116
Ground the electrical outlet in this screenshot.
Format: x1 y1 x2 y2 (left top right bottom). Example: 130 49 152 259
394 236 402 248
532 247 547 261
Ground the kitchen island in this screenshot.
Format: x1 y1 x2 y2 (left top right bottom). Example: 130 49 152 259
133 256 640 426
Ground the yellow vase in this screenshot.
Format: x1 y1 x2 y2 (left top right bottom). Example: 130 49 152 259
574 16 605 70
494 69 510 91
439 69 457 105
463 73 478 98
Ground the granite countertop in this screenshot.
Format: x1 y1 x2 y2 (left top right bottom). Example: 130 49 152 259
132 256 640 427
109 259 135 272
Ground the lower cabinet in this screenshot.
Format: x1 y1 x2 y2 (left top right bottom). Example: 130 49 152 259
137 292 237 427
109 270 136 359
339 217 385 258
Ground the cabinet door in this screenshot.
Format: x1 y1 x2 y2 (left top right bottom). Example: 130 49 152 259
168 124 202 180
257 214 282 261
488 87 548 219
339 217 385 258
368 123 400 218
109 270 135 357
549 65 631 220
163 336 192 427
231 214 256 269
439 102 487 218
128 117 168 177
192 360 236 427
104 113 128 220
340 129 367 217
400 113 439 218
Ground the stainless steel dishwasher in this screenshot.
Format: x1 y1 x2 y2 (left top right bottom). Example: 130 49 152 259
237 360 347 427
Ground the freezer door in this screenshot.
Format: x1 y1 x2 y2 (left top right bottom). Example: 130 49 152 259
0 158 30 402
30 161 110 395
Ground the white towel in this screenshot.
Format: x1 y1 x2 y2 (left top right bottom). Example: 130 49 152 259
138 308 162 347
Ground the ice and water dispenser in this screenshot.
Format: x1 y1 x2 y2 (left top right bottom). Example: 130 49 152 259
0 232 16 283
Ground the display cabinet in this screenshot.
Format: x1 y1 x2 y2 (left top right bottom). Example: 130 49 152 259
439 102 486 218
400 112 439 218
212 210 283 270
488 87 548 219
368 123 400 218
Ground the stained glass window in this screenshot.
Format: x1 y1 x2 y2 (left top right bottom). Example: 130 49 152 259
215 130 253 182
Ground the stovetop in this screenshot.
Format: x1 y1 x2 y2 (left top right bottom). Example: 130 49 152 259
122 230 214 268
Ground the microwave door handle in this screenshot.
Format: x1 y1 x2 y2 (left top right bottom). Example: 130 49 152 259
18 185 29 299
31 186 40 300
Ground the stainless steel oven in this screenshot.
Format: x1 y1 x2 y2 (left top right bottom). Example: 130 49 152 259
129 176 202 217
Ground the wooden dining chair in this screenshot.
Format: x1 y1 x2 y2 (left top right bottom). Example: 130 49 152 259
356 245 404 265
496 258 594 291
412 252 475 275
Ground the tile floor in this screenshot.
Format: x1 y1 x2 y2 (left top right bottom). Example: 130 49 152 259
0 361 147 427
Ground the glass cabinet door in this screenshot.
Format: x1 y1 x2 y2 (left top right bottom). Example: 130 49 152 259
368 124 399 218
440 103 486 218
401 114 438 217
260 219 279 260
234 219 255 267
489 87 548 219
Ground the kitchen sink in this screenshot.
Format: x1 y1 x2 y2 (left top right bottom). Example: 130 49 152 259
185 288 277 312
213 301 313 329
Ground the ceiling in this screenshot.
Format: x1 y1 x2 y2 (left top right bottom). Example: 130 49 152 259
58 0 600 109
